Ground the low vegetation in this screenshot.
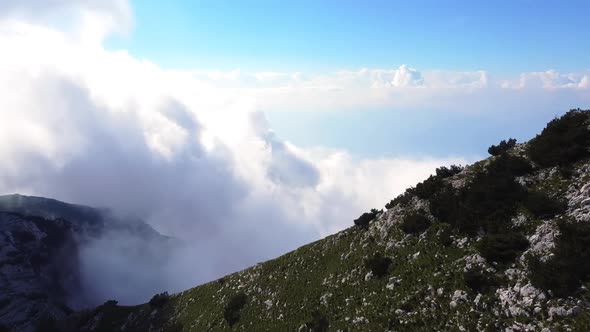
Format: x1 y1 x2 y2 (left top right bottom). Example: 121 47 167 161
149 292 170 308
463 270 498 293
400 212 431 234
529 219 590 297
353 208 382 228
477 232 529 264
59 109 590 331
364 252 393 278
488 138 517 156
526 109 590 167
224 292 248 327
524 190 567 219
305 310 329 332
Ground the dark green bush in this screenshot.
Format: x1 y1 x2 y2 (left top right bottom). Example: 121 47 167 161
436 224 454 247
435 165 464 178
488 138 517 156
463 270 498 293
353 209 381 228
0 298 11 311
487 154 532 177
559 166 574 178
428 153 529 235
385 165 462 210
306 310 329 332
524 191 567 219
414 175 444 200
102 300 118 308
385 191 413 209
428 184 463 228
526 109 590 167
0 324 9 332
149 292 169 308
477 232 529 264
364 253 393 278
12 230 36 243
400 212 431 234
529 220 590 297
224 292 248 327
36 315 60 332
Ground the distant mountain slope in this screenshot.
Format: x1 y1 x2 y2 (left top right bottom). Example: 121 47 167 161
0 195 169 332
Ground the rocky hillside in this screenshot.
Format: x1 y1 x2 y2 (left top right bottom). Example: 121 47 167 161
7 109 590 331
0 195 169 332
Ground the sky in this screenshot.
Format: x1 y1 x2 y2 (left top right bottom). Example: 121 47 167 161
105 0 590 158
0 0 588 305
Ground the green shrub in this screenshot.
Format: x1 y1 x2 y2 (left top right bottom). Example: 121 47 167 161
353 209 381 228
400 212 431 234
12 230 36 243
487 154 532 177
477 232 529 264
414 175 444 200
364 253 393 278
0 298 11 311
488 138 517 156
224 292 248 327
529 220 590 297
101 300 118 309
463 270 498 293
385 165 462 210
306 310 329 332
435 165 464 178
436 224 454 247
149 292 170 308
428 184 463 228
526 109 590 167
428 154 529 235
524 191 567 219
385 191 413 209
36 315 60 332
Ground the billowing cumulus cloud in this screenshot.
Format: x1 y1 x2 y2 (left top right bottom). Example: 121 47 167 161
0 2 471 306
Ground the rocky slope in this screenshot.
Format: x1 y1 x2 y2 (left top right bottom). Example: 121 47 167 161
6 109 590 332
67 109 590 332
0 195 169 332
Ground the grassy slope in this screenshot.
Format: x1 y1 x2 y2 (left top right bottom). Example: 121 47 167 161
68 111 590 332
71 156 590 331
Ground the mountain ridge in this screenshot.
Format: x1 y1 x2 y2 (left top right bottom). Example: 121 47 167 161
3 109 590 331
58 109 590 331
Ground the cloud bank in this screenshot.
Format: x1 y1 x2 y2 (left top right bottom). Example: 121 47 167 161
0 3 469 306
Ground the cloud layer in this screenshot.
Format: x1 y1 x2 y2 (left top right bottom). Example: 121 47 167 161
0 5 472 306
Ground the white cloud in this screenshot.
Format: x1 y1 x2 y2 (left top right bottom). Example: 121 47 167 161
0 0 132 42
501 70 590 89
0 3 473 306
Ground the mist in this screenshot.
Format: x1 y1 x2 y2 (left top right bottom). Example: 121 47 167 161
0 1 475 306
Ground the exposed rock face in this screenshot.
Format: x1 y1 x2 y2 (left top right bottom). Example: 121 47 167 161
0 195 168 332
0 212 78 332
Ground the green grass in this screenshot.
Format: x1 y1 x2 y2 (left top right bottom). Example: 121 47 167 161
67 110 590 331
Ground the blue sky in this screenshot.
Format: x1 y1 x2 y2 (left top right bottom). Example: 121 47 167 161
108 0 590 74
101 1 590 160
